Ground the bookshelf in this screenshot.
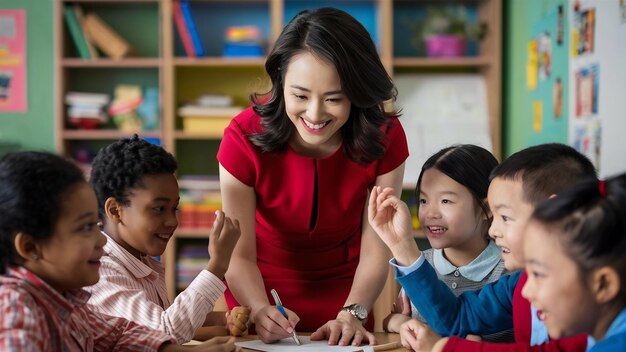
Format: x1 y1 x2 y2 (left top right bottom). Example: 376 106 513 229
54 0 501 331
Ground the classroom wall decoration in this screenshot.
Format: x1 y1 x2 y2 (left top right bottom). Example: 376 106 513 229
568 0 626 177
0 9 26 113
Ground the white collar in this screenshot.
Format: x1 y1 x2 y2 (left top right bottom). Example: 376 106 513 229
432 240 501 282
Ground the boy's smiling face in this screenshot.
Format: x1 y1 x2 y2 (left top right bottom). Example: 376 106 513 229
487 177 535 271
110 173 180 258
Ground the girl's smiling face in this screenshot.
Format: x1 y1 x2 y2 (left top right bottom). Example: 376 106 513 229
28 182 107 292
418 168 486 252
283 51 352 158
521 220 599 339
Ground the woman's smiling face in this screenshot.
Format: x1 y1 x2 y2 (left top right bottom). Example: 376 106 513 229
283 51 351 158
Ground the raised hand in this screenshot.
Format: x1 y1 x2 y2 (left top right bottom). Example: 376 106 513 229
367 186 420 266
206 210 241 279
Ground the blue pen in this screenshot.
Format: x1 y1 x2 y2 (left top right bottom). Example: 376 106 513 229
270 289 301 345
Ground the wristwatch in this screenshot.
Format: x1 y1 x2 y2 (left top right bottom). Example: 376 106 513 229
341 303 368 325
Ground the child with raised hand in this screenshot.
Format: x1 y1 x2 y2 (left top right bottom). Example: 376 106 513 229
522 174 626 351
369 143 597 352
85 135 247 344
0 151 238 351
382 145 512 342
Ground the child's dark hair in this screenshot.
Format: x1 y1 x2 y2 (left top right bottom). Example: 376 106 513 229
0 151 86 274
90 134 177 220
416 145 499 233
491 143 597 206
249 7 398 165
532 173 626 303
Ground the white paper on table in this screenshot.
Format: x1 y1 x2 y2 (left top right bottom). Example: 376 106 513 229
235 336 375 352
394 74 492 187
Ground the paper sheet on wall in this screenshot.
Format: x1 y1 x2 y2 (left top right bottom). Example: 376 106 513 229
235 336 374 352
394 74 492 186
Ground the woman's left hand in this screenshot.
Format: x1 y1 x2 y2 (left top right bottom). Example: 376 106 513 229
309 310 377 346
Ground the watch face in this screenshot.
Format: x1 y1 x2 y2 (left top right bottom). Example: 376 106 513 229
351 304 367 319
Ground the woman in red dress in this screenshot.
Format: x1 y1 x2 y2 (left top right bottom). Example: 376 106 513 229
217 7 408 346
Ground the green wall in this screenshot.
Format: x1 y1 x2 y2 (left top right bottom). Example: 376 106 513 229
504 0 569 156
0 0 54 152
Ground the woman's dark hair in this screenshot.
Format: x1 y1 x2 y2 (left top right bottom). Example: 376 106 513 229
90 134 177 220
416 145 499 235
249 7 398 165
533 173 626 302
0 151 86 274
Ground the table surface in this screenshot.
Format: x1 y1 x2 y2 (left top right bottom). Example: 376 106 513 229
235 332 403 351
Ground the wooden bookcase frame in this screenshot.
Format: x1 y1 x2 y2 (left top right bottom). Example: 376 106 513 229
54 0 501 332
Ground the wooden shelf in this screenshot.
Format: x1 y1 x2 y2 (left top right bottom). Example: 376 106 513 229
173 57 265 67
62 58 161 68
61 130 161 139
393 56 491 68
61 0 160 3
174 131 224 140
175 228 212 238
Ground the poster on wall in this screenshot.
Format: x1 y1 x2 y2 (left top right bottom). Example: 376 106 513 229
575 63 599 117
568 1 605 172
0 10 27 113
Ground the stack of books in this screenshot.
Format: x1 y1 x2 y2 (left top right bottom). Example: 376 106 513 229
178 175 221 229
65 92 110 129
176 243 209 291
177 94 244 135
223 26 264 57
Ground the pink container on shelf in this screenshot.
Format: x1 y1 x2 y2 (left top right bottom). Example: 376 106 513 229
425 35 466 57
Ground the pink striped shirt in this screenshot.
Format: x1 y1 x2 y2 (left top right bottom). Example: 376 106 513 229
0 266 174 351
85 232 225 344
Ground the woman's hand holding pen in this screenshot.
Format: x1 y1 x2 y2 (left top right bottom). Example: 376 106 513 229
310 310 377 346
367 186 421 266
252 305 300 344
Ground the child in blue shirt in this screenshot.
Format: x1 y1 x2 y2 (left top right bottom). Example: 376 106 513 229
382 145 511 342
522 174 626 351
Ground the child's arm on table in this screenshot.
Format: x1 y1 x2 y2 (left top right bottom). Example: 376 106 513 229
382 290 411 333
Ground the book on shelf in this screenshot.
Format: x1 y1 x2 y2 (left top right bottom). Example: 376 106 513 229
73 5 99 59
83 13 132 59
177 105 243 117
179 0 205 57
173 0 195 57
65 91 109 106
63 4 91 59
178 175 220 191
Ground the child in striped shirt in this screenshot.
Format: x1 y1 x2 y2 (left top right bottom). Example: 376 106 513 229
85 135 248 344
0 151 237 351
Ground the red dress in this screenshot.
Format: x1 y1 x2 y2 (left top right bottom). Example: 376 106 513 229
217 107 408 331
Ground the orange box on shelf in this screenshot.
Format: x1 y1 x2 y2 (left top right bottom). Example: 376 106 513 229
179 203 198 228
196 204 218 228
